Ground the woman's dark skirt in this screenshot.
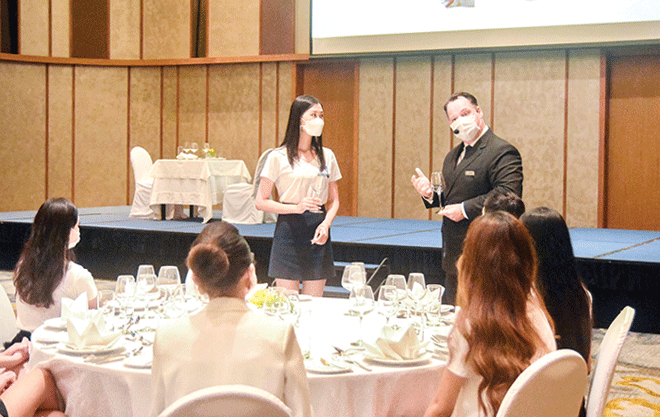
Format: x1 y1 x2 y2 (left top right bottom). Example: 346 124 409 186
268 208 335 281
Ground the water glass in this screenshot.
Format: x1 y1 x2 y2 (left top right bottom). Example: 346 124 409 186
264 287 290 318
377 285 399 327
157 266 181 298
115 275 136 320
349 284 375 347
136 264 155 278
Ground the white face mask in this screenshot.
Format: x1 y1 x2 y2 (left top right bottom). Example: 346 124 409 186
68 227 80 249
450 114 480 143
302 117 324 137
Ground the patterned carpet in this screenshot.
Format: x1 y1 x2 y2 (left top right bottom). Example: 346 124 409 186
1 271 658 415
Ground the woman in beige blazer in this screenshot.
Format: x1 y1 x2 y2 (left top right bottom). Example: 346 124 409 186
150 221 313 417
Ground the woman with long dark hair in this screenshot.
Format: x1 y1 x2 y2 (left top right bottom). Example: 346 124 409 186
150 221 312 417
521 207 592 364
12 198 97 341
255 95 341 297
424 212 556 417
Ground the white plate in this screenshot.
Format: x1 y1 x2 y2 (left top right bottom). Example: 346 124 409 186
56 339 125 355
123 355 152 369
364 352 432 367
44 317 68 331
305 359 352 374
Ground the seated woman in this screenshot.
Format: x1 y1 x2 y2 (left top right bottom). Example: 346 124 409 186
11 198 97 345
424 212 556 417
521 207 592 364
150 221 312 417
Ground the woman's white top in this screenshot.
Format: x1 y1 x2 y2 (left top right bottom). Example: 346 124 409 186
16 262 98 332
447 299 557 417
261 146 341 204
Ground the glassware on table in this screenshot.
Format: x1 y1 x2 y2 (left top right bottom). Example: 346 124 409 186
385 274 408 318
135 273 157 313
177 145 184 158
425 284 446 327
281 289 301 326
407 273 427 339
191 142 199 158
115 275 136 320
348 284 375 347
162 284 187 318
96 290 116 329
136 264 155 278
341 264 366 316
157 266 181 299
183 142 191 156
264 287 291 319
377 285 399 327
202 142 211 158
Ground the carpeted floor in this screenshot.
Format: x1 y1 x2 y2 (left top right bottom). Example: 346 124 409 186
1 271 658 416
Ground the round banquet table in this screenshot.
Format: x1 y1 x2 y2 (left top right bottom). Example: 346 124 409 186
28 297 448 417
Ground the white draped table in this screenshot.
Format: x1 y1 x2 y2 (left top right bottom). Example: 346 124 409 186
149 159 251 223
28 297 446 417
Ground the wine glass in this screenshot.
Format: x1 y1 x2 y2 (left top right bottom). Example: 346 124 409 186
163 284 187 318
183 142 191 156
202 142 210 158
281 289 301 326
115 275 136 321
430 171 443 195
177 145 184 159
136 273 157 311
157 266 181 299
349 284 375 347
264 287 291 319
407 273 427 339
96 290 116 330
136 264 155 279
385 274 408 318
191 142 199 158
425 284 446 327
341 265 366 315
306 175 325 213
377 285 399 327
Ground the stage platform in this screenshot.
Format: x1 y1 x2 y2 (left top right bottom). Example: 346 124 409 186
2 206 659 333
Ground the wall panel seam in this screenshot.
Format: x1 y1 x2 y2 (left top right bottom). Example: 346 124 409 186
127 67 132 205
71 66 76 202
490 52 495 129
45 65 50 199
160 67 164 158
429 56 434 220
563 49 569 219
391 58 397 218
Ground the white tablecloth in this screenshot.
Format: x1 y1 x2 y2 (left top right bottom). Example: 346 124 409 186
149 159 251 223
28 297 446 417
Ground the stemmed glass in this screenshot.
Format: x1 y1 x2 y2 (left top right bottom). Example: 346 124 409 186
407 272 427 339
202 142 211 158
136 264 155 279
307 174 325 213
183 142 191 157
425 284 446 327
385 274 408 318
341 264 366 316
349 284 375 347
135 273 157 313
264 287 291 319
96 290 116 330
281 289 301 326
115 275 136 321
430 171 443 195
191 142 199 158
157 266 181 300
377 285 399 327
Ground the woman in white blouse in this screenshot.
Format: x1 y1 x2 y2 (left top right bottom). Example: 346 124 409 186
10 198 97 345
256 95 342 297
150 221 312 417
424 212 556 417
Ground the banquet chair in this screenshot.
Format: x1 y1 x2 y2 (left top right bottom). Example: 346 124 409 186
586 306 635 417
0 284 18 346
157 384 292 417
496 349 588 417
222 149 277 224
129 146 156 219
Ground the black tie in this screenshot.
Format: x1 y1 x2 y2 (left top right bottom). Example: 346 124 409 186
464 145 473 158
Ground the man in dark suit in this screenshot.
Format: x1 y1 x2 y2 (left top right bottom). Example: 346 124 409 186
412 92 523 304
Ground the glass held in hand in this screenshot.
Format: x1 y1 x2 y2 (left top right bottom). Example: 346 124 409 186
349 284 375 348
306 174 325 213
377 285 399 327
430 171 443 195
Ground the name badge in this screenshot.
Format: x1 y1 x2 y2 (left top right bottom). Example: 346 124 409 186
465 170 475 177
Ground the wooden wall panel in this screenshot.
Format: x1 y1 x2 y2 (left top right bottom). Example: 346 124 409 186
74 66 128 207
51 0 70 57
19 0 49 56
162 67 178 157
566 49 600 228
70 0 109 58
260 63 279 153
0 62 46 211
277 62 293 143
454 53 493 127
48 65 74 199
110 0 140 59
178 65 207 148
129 67 162 197
394 57 432 220
143 0 190 59
208 0 259 57
358 58 394 218
431 55 453 195
494 51 566 213
208 63 261 170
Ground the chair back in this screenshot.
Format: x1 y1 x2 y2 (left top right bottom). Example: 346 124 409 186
130 146 153 183
0 284 17 344
251 148 274 199
157 384 292 417
496 349 588 417
586 306 635 417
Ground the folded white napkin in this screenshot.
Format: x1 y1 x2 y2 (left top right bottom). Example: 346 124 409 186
66 311 121 350
422 287 442 306
61 293 88 320
364 325 426 360
410 282 425 300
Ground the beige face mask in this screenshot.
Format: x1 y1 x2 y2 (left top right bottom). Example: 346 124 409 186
302 117 324 137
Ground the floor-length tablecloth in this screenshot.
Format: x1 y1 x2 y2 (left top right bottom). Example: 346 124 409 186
29 297 445 417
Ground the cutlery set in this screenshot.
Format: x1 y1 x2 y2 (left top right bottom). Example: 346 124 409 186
83 346 143 364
